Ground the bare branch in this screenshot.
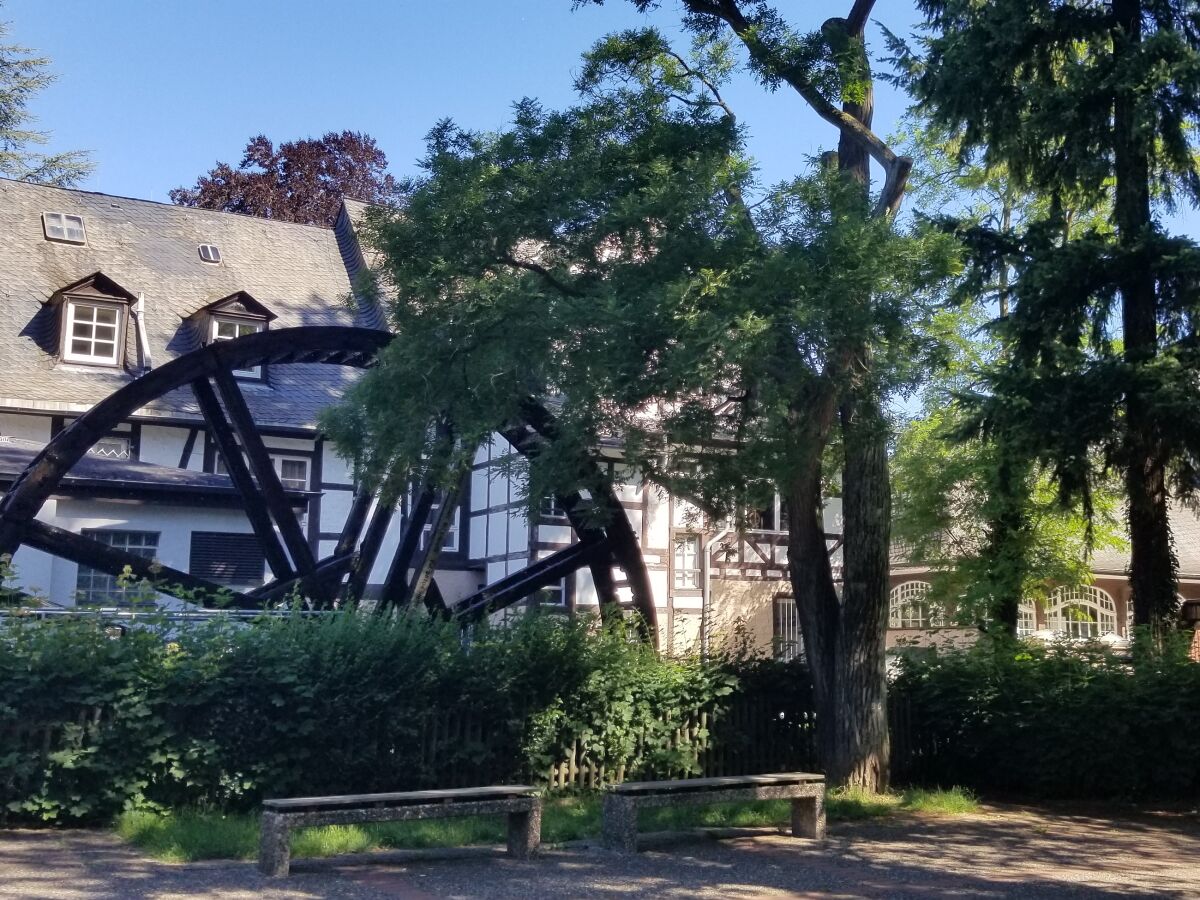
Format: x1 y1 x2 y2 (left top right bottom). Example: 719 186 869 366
499 254 587 297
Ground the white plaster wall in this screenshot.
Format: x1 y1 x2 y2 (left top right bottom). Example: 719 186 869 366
0 413 52 442
47 498 254 605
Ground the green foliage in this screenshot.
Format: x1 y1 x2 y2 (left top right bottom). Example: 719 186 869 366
900 0 1200 627
324 59 957 523
891 638 1200 799
0 611 806 824
892 403 1126 623
0 2 92 185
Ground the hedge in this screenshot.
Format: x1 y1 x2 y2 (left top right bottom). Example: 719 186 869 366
889 634 1200 800
0 611 814 823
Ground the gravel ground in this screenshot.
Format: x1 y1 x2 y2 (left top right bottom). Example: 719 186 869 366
1 805 1197 899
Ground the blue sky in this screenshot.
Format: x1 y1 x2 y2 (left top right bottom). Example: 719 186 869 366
7 0 922 204
9 0 1198 237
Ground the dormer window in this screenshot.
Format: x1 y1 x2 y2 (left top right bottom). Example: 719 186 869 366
43 212 86 244
188 290 276 381
65 301 122 365
198 244 222 264
47 273 137 368
211 316 265 378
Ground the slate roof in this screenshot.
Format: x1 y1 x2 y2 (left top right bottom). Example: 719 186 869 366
0 178 383 429
0 436 314 503
891 504 1200 580
1091 503 1200 579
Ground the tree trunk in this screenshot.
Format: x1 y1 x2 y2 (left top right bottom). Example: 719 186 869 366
833 392 891 789
981 453 1031 637
1112 0 1178 635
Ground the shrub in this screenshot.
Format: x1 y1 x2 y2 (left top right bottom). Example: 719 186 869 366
890 635 1200 800
0 610 810 823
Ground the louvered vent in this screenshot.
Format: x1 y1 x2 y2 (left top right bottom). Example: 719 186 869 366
189 531 265 584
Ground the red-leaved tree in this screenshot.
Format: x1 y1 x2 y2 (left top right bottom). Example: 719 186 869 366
170 131 399 225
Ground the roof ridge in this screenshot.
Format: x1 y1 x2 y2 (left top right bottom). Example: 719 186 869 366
0 176 339 233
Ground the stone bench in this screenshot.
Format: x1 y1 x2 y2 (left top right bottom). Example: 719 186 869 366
601 772 825 853
258 785 541 876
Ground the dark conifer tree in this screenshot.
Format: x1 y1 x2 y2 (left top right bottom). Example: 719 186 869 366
901 0 1200 634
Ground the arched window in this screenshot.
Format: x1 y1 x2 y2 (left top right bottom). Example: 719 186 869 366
1017 601 1037 637
1045 585 1117 638
888 581 944 629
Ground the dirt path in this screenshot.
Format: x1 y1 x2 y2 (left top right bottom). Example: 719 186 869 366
1 805 1197 899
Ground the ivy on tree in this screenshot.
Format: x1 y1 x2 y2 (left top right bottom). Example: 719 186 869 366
327 3 957 790
901 0 1200 634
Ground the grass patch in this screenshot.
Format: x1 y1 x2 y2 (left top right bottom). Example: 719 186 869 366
116 809 259 863
900 786 979 815
115 787 979 862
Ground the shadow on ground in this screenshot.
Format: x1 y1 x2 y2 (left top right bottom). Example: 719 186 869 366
2 805 1197 899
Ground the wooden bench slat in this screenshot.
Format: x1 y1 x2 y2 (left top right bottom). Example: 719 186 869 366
263 784 539 810
610 773 824 795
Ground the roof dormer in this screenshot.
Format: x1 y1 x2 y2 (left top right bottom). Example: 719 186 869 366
45 272 137 368
188 291 277 380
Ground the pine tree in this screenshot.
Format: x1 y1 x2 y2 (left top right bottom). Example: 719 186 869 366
0 4 91 186
901 0 1200 634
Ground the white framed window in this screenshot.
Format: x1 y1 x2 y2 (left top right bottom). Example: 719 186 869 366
76 530 159 605
773 596 803 661
88 435 133 460
540 494 569 520
537 578 566 606
43 212 86 244
673 533 701 590
420 496 460 552
198 243 222 264
1018 601 1037 637
749 495 788 532
888 581 945 629
215 453 308 491
64 301 122 365
1045 585 1117 638
210 317 265 377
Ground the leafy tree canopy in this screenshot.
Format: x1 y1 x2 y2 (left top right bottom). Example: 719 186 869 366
170 131 399 226
0 2 92 186
324 37 956 520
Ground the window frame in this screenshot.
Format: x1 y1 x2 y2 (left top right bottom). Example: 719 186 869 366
75 529 160 606
209 315 266 379
673 532 702 592
62 298 126 367
198 243 222 264
887 580 944 629
1045 585 1118 639
418 493 460 553
42 211 86 245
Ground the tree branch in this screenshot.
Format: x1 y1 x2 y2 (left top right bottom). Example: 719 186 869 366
685 0 911 218
846 0 876 36
499 254 587 297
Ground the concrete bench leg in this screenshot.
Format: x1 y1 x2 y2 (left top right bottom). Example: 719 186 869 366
601 794 639 853
258 811 292 877
506 800 542 858
790 792 826 841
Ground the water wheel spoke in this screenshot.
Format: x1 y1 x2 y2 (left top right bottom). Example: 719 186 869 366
380 476 437 608
211 368 317 578
22 520 255 607
192 377 294 579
